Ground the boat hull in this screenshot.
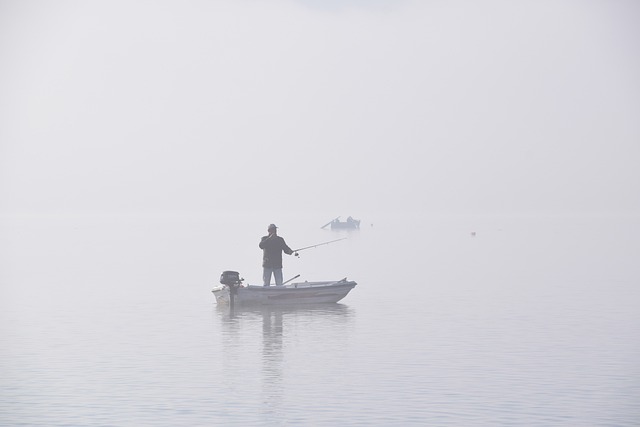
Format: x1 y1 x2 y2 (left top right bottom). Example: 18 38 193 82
330 221 360 229
212 280 357 306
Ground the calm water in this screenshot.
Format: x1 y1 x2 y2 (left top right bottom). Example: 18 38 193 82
1 213 639 426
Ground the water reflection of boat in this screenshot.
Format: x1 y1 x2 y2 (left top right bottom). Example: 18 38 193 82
212 279 357 306
216 302 355 317
215 302 355 422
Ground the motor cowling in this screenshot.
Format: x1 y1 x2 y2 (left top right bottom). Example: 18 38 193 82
220 270 242 286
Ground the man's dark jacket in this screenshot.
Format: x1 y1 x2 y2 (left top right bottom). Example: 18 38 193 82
259 235 293 268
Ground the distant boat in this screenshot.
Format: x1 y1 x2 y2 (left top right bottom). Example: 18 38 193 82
212 278 357 306
321 216 361 230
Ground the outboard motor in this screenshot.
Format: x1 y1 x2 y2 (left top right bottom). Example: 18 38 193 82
220 270 242 286
220 271 243 308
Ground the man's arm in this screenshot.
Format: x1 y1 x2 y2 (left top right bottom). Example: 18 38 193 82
281 238 294 255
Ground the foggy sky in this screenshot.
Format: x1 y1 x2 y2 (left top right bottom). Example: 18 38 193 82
1 0 639 218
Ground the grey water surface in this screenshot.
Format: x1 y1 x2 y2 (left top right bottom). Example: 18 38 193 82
1 213 638 426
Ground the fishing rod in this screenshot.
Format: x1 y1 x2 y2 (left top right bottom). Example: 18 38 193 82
293 237 347 256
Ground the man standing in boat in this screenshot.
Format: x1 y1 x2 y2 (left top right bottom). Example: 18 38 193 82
259 223 294 287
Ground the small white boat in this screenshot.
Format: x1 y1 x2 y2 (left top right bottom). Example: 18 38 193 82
212 277 357 306
321 216 361 230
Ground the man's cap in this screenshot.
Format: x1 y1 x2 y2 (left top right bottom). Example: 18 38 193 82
268 223 277 230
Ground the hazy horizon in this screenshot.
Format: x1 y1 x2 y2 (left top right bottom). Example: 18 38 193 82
1 0 639 218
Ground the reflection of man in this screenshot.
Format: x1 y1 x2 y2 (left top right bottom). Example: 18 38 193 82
258 224 294 286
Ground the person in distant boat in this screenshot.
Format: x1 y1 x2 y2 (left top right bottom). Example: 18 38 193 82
259 223 294 287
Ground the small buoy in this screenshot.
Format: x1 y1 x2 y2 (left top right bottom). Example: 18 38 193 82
471 232 476 237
